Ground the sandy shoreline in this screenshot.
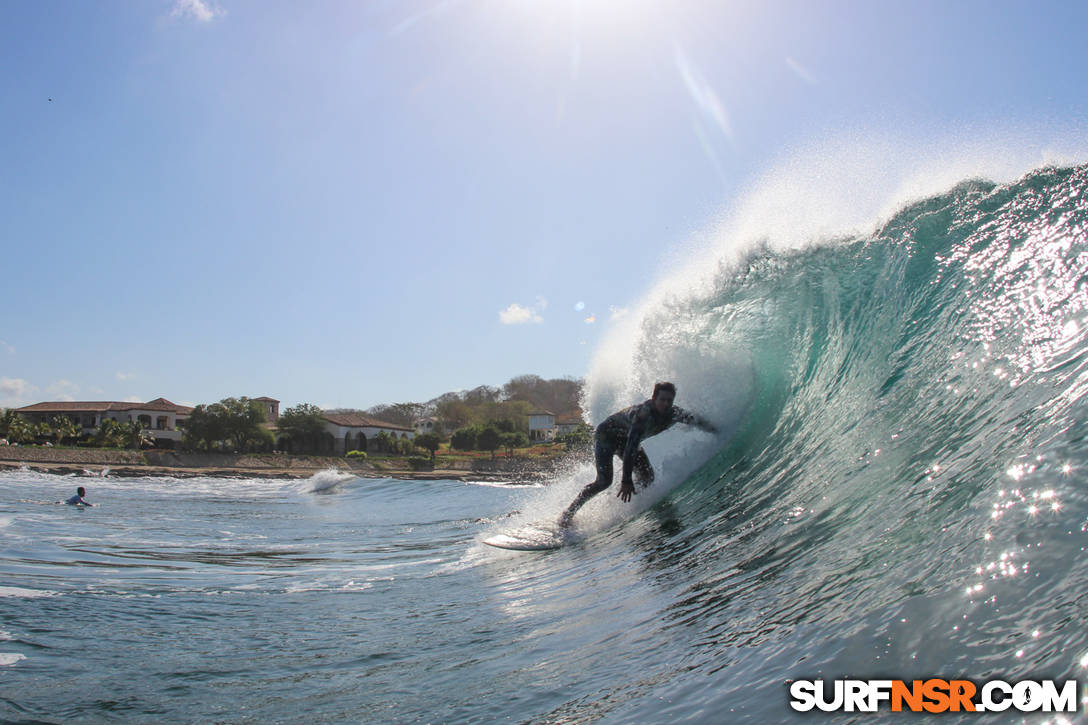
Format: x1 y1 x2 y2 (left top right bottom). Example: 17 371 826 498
0 461 532 481
0 449 555 483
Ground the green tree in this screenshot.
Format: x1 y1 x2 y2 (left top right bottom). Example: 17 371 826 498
183 404 228 451
374 430 393 454
275 403 328 455
93 418 128 448
450 426 476 451
477 426 501 460
414 433 441 463
476 400 531 435
556 423 593 451
50 416 80 446
182 397 269 452
0 409 33 443
121 420 153 449
5 416 33 444
33 421 52 443
435 398 474 432
218 397 268 452
499 431 528 457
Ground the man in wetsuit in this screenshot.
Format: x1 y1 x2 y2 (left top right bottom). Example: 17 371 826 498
559 381 716 527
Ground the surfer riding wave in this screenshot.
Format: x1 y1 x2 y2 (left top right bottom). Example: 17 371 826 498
559 382 716 527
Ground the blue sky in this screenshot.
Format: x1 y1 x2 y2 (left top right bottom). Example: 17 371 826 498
2 0 1087 410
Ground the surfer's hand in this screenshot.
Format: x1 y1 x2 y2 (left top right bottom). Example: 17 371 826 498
619 478 636 502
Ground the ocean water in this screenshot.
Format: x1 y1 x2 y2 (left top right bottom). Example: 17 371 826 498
2 163 1088 723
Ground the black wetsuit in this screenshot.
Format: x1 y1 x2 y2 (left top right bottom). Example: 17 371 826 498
560 400 704 524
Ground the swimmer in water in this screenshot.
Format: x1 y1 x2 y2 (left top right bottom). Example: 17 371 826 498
64 486 93 507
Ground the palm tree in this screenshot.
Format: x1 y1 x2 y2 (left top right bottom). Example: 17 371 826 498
50 416 80 446
2 413 33 444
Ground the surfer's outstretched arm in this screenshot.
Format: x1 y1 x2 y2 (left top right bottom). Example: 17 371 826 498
673 406 718 434
618 410 650 502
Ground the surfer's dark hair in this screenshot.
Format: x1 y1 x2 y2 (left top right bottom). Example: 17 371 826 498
76 486 86 496
652 381 677 399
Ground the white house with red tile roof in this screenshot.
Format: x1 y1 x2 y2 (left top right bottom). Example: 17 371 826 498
320 412 414 455
16 398 194 442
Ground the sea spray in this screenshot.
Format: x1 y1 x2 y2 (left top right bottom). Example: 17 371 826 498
294 467 357 494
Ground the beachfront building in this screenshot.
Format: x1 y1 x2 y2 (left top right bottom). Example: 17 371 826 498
321 413 415 455
528 411 557 442
15 398 194 444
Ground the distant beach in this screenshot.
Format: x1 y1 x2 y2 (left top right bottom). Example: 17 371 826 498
0 447 558 482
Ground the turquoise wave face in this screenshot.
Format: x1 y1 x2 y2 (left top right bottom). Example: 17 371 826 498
615 164 1088 711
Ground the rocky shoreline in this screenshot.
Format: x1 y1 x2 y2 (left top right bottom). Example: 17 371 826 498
0 447 561 483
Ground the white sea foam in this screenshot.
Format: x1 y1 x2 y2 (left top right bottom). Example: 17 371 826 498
654 124 1088 295
462 480 543 489
294 468 357 494
0 653 26 666
284 580 376 594
0 586 57 599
